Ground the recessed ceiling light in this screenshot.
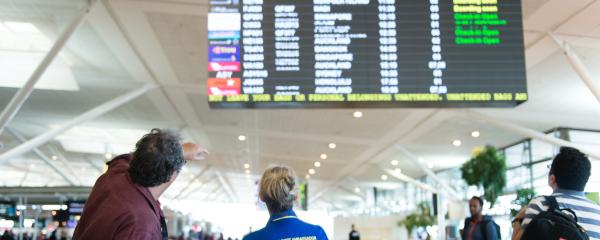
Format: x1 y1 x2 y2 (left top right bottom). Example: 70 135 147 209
245 169 251 174
320 154 327 160
243 163 250 169
51 155 57 161
354 187 361 193
381 174 388 181
452 140 462 147
308 169 316 175
418 157 425 163
391 159 399 166
329 143 336 149
305 174 310 179
395 168 402 174
105 153 113 159
471 131 480 138
238 135 247 141
428 163 434 169
314 161 321 167
353 111 363 118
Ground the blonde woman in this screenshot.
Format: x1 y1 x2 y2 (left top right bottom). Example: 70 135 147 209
243 166 328 240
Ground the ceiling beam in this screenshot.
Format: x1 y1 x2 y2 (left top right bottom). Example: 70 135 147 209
0 84 156 164
173 165 211 200
0 1 95 136
6 128 77 186
550 34 600 105
467 110 600 160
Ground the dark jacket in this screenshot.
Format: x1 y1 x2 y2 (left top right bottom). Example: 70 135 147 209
461 215 498 240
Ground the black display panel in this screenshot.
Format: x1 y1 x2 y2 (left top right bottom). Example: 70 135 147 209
207 0 527 108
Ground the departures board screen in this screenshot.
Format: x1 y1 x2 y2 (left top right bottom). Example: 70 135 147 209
207 0 527 108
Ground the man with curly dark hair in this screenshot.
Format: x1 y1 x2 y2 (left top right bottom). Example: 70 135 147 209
73 129 207 240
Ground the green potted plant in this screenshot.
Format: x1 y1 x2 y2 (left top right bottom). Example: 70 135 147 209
511 188 536 217
460 145 507 207
398 202 435 238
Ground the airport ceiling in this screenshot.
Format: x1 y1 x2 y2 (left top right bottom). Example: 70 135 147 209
0 0 599 209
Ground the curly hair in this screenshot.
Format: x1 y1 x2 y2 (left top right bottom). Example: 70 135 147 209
128 128 185 187
549 147 591 191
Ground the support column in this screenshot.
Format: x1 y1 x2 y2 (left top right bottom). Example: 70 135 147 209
437 193 446 240
0 1 98 135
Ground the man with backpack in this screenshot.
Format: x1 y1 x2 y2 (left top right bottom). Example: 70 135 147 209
512 147 600 240
462 196 500 240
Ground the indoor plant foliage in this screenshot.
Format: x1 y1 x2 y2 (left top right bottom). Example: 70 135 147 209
398 202 435 235
510 188 536 217
460 145 507 207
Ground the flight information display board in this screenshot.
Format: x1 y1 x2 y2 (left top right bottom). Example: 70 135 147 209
207 0 527 108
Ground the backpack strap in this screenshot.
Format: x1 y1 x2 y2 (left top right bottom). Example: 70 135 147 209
544 195 579 222
543 196 560 211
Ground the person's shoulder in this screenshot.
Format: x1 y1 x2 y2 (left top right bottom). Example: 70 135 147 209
242 228 266 240
296 220 327 236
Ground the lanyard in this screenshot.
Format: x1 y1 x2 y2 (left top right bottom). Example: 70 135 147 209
160 216 168 240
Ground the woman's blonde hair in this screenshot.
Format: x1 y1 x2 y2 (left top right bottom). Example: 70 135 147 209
259 166 297 213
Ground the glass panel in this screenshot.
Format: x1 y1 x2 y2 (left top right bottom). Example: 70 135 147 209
531 138 557 161
505 143 527 168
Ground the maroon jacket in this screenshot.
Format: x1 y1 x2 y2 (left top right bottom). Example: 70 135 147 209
73 154 166 239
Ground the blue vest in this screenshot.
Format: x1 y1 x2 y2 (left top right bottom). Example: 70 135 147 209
243 210 328 240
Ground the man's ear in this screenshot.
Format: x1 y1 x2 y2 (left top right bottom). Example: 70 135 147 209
170 171 179 182
548 174 557 186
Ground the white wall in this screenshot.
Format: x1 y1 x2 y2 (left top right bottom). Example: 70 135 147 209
333 215 408 240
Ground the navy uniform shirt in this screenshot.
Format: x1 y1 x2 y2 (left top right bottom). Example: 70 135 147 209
243 209 328 240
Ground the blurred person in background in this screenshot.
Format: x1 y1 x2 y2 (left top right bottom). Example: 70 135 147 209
73 129 207 240
349 224 360 240
243 166 328 240
461 196 499 240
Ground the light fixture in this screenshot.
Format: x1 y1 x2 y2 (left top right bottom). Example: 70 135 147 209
51 155 57 161
452 139 462 147
428 163 434 169
314 161 321 167
238 135 247 141
245 169 251 174
105 153 113 159
320 154 327 160
418 157 425 163
308 169 316 175
243 163 250 169
381 174 388 181
471 131 480 138
353 111 363 118
391 159 399 166
394 168 402 174
354 187 361 193
305 174 311 179
329 143 336 149
29 164 35 169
